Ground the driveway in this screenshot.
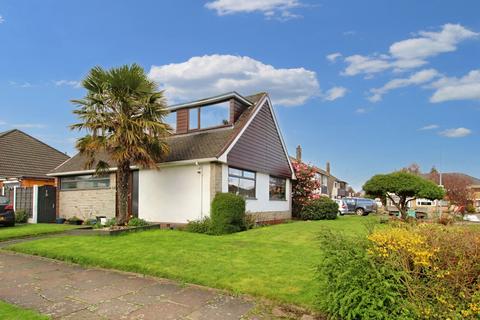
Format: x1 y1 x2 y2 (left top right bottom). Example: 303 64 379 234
0 251 255 319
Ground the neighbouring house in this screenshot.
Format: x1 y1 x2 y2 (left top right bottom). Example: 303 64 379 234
291 145 351 199
49 92 295 224
0 129 70 191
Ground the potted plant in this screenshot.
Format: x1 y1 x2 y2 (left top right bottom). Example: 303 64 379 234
67 216 84 225
56 217 66 224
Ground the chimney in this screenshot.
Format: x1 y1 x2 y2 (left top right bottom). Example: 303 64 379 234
326 161 331 175
296 145 302 162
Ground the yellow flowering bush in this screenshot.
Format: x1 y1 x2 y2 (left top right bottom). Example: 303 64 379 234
368 223 480 319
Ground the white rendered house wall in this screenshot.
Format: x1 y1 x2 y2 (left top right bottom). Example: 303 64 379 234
138 163 211 223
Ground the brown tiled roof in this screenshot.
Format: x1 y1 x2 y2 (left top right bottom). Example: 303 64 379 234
50 93 267 175
0 129 70 179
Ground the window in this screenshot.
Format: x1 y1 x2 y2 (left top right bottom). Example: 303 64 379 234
188 101 231 131
416 199 433 206
189 107 199 130
165 112 176 133
60 175 110 190
269 176 286 200
228 167 256 198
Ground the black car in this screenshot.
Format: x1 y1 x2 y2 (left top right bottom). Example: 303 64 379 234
343 197 377 216
0 196 15 226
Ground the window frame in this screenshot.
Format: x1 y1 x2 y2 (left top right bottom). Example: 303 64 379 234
228 167 256 199
60 174 111 191
188 101 232 132
269 176 287 201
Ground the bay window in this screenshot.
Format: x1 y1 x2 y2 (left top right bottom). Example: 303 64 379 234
228 167 256 198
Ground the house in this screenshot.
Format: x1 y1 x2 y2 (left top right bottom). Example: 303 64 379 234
291 145 351 199
0 129 70 190
49 92 295 224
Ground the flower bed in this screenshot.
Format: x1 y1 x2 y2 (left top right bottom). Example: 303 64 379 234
92 223 160 236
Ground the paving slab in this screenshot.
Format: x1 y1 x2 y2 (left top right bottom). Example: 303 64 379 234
0 251 257 319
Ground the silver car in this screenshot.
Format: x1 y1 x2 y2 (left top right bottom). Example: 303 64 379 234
335 199 349 215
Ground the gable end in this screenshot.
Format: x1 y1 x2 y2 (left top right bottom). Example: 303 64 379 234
226 101 292 178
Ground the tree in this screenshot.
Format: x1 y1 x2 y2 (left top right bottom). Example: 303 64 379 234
71 64 171 225
402 163 421 175
363 172 445 219
444 175 472 208
291 160 321 217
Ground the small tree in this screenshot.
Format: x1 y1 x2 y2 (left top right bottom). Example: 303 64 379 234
291 160 321 217
363 172 445 219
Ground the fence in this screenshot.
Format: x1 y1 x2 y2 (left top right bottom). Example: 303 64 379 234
1 186 56 223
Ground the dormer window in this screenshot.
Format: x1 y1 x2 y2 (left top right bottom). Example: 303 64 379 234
165 112 177 133
188 101 230 131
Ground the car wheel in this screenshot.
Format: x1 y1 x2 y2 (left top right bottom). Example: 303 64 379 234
355 208 365 216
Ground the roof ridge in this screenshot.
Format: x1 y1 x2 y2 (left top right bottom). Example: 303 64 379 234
3 129 70 160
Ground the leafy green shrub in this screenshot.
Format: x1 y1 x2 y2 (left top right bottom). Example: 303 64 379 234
185 217 211 233
210 193 246 235
317 230 415 319
127 218 149 227
14 210 29 223
104 218 116 228
300 197 338 220
466 203 476 213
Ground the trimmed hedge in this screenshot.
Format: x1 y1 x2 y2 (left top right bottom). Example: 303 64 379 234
210 193 246 235
300 197 338 220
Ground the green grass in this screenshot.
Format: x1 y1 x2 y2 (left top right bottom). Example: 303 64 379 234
0 301 49 320
0 224 79 242
7 216 377 309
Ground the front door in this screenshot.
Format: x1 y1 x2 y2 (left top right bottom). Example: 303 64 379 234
128 171 139 218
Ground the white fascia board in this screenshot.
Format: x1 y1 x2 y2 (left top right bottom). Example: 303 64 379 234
168 92 252 111
48 158 224 177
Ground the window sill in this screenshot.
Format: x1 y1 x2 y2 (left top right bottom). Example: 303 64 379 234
269 199 287 202
245 197 258 201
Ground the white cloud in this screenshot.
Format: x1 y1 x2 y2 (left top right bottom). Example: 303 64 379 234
326 52 342 63
390 24 478 62
369 69 439 102
54 80 81 88
0 16 4 24
9 81 34 88
342 24 478 77
148 54 320 107
430 69 480 103
343 30 356 36
342 55 391 76
324 86 347 101
355 107 368 114
419 124 439 130
439 127 472 138
205 0 302 19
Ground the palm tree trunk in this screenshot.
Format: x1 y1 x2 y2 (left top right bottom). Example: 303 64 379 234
116 160 130 225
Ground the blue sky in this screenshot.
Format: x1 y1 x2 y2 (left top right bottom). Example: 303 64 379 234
1 0 479 190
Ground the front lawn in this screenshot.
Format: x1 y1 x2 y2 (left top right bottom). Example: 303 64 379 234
0 224 79 242
0 301 49 320
7 216 377 309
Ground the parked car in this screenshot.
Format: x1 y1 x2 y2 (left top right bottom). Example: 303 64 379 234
343 197 377 216
0 196 15 227
335 199 349 215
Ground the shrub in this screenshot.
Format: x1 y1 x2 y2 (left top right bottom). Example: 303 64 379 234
466 203 476 213
67 216 83 225
14 210 29 223
368 223 480 319
185 217 211 234
104 218 116 228
210 193 246 235
127 218 149 227
300 197 338 220
317 230 415 319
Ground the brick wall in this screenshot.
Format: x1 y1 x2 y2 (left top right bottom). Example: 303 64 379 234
58 173 116 220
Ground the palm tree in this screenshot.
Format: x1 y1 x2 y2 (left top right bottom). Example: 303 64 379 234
71 64 171 225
